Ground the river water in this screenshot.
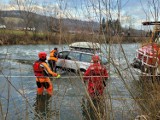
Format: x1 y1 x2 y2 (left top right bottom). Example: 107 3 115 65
0 43 144 120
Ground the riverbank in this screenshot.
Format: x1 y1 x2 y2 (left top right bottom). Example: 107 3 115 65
0 29 147 45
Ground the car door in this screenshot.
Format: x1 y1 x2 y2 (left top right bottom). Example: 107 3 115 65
56 51 70 69
79 53 92 71
65 51 81 70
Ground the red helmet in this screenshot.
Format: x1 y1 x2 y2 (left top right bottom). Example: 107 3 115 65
38 52 47 59
92 55 100 62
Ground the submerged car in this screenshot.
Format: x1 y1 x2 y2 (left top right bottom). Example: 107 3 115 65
56 42 108 74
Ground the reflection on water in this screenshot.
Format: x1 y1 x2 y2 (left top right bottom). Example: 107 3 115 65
34 94 51 119
33 94 58 120
81 96 106 120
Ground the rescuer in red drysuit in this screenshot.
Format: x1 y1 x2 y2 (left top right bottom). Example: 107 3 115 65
33 52 60 96
83 55 109 98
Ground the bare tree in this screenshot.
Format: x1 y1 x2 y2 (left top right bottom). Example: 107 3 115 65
140 0 160 21
10 0 39 34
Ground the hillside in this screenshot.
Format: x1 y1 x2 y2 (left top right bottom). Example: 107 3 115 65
0 10 100 33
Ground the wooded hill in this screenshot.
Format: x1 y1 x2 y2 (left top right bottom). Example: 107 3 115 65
0 10 99 33
0 10 145 36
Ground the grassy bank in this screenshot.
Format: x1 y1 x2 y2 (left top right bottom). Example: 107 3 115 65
0 29 147 45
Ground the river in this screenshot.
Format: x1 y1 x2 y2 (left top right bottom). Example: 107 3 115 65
0 43 146 120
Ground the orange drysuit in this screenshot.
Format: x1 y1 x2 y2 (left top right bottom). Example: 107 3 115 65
48 49 58 72
33 60 58 95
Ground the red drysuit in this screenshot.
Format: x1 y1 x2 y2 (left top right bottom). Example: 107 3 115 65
83 63 109 98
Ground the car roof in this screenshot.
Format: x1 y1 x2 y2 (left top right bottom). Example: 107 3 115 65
69 42 100 49
59 49 94 55
59 49 106 58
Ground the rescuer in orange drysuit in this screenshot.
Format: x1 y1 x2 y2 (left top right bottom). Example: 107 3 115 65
48 48 58 72
33 52 60 96
83 55 109 98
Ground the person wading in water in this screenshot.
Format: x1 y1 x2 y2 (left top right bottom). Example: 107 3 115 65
83 55 109 120
33 52 60 96
48 48 58 72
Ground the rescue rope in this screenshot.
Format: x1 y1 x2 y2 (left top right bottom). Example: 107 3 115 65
0 75 109 78
0 74 159 78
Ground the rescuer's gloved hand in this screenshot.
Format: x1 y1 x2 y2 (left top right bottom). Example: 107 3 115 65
56 74 61 78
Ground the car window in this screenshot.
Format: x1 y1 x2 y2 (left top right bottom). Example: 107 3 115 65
67 52 81 60
58 51 69 59
81 53 92 62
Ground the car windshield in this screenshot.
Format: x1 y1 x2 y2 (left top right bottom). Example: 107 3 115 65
67 51 81 60
58 51 69 59
80 53 92 62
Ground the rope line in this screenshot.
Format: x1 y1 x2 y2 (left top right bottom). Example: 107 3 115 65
0 74 159 78
0 75 108 78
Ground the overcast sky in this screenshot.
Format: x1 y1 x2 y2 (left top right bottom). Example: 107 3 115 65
0 0 159 30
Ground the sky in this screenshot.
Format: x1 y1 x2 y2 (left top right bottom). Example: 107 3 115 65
0 0 159 30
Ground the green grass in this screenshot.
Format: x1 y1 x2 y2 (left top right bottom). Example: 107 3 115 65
0 29 47 36
0 29 25 35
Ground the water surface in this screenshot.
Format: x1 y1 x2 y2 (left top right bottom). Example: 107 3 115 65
0 43 143 120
